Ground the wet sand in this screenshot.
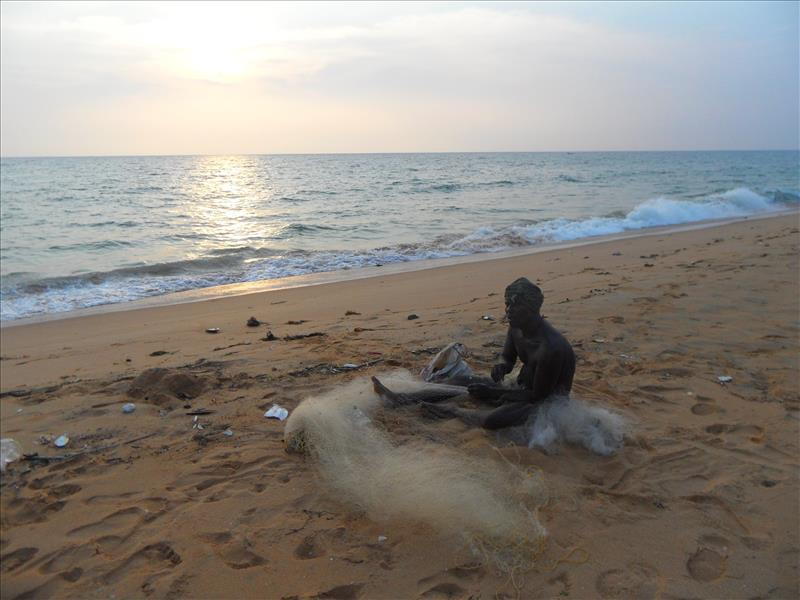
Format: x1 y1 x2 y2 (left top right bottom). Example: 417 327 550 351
1 214 798 599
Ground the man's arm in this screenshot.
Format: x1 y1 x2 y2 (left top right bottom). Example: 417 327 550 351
527 350 565 403
491 329 518 382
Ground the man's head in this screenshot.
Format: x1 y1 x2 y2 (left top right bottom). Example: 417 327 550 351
504 277 543 327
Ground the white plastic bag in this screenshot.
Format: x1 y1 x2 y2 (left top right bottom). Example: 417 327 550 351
1 439 22 473
420 342 473 382
264 405 289 421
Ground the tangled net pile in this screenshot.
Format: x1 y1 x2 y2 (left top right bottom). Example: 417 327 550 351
284 372 548 572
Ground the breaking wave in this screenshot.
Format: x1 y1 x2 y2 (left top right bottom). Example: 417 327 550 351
1 187 796 320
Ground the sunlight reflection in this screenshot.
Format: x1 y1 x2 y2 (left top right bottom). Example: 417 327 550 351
178 156 281 257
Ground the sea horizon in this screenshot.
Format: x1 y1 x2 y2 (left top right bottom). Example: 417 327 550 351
3 148 799 160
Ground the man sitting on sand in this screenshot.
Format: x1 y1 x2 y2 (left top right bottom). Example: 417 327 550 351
373 277 575 429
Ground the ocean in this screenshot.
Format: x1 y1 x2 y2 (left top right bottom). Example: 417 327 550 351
1 151 797 322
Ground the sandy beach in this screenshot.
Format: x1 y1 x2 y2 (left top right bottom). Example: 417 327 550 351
1 214 798 599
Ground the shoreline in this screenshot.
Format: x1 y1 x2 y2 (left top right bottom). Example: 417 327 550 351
3 209 797 329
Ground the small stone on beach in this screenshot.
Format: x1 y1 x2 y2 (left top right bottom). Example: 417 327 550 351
246 317 261 327
407 314 419 320
205 328 220 334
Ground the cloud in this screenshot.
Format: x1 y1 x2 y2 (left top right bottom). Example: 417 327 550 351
1 2 797 155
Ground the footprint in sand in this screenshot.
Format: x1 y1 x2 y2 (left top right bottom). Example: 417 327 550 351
293 526 356 562
83 491 139 505
139 496 172 514
691 402 717 415
173 456 277 496
316 583 365 599
418 582 467 599
294 533 326 559
216 541 266 570
94 534 127 553
596 562 661 600
548 572 572 597
200 532 266 570
598 315 626 324
37 543 95 574
101 542 181 585
58 567 83 582
705 423 765 443
0 547 38 573
417 563 484 599
67 506 144 537
4 497 66 526
687 546 727 582
683 494 751 537
689 395 720 416
48 484 82 499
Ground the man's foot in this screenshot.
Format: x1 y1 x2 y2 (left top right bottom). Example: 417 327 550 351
467 382 503 402
372 377 413 407
420 401 459 420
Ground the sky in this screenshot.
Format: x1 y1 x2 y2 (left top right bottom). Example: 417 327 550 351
1 1 798 156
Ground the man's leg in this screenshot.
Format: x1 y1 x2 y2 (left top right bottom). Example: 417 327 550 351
421 391 534 430
466 382 508 405
482 400 534 430
372 377 466 407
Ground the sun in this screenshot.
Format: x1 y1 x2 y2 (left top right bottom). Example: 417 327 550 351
162 10 265 84
181 45 249 83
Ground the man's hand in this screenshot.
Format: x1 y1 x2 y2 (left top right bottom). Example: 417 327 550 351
491 362 513 383
467 383 494 400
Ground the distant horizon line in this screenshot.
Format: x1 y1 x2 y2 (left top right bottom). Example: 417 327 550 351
1 148 798 159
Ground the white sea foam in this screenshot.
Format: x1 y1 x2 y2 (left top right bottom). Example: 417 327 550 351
510 187 791 245
1 185 796 321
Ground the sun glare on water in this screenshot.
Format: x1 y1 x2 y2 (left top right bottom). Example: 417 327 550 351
180 156 286 255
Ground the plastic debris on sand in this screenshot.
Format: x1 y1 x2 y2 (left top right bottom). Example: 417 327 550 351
1 439 23 473
265 405 289 421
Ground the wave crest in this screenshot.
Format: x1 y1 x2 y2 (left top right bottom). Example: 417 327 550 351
2 187 795 321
